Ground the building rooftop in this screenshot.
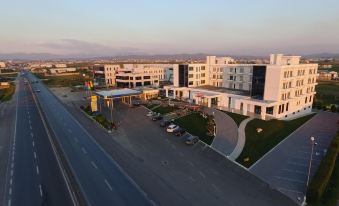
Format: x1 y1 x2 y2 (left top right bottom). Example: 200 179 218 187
95 88 141 98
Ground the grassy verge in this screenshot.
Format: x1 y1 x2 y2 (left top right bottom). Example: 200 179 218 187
221 111 248 126
145 104 159 110
35 73 91 87
174 113 215 145
80 105 112 129
153 105 179 114
307 132 339 206
0 84 15 102
314 80 339 107
237 114 316 168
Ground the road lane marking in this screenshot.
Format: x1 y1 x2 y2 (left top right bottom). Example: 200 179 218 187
34 152 37 159
282 168 308 175
81 147 87 154
275 176 305 184
211 183 221 192
30 125 32 130
30 133 34 137
198 171 206 178
189 176 196 182
187 161 194 167
10 170 13 177
36 166 40 175
104 179 113 191
74 137 79 143
9 188 12 195
39 184 43 197
32 140 35 147
9 178 12 186
91 161 98 169
11 162 14 169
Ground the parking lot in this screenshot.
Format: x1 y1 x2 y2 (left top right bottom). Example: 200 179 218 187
52 88 297 206
250 111 339 203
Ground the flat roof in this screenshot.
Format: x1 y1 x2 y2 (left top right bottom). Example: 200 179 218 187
95 88 141 98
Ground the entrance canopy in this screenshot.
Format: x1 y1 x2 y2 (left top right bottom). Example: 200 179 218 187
94 88 141 98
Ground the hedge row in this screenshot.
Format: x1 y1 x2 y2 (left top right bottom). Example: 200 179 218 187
307 132 339 203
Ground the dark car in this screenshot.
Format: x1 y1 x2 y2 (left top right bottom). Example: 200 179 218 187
152 115 163 121
159 120 171 127
185 135 199 145
174 128 186 136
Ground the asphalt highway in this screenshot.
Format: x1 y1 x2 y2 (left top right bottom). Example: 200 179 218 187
25 72 152 206
3 76 73 206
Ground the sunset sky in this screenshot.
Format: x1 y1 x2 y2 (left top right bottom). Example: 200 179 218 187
1 0 339 56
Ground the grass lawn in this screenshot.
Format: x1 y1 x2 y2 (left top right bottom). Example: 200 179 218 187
145 104 159 110
236 113 316 168
221 111 248 126
315 80 339 106
35 73 91 87
309 158 339 206
174 113 214 145
153 105 178 114
0 84 15 102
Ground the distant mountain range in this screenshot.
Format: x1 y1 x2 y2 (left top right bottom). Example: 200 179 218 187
1 52 339 61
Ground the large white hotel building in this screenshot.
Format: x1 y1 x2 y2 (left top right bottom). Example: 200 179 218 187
164 54 318 120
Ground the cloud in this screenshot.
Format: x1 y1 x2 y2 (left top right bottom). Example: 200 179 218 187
38 39 142 56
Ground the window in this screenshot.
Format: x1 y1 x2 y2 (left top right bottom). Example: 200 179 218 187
266 107 273 114
144 76 150 79
240 68 244 73
189 81 193 85
136 76 142 80
189 74 194 78
229 76 233 80
189 67 194 71
201 73 205 77
201 80 205 84
286 103 289 111
201 66 205 70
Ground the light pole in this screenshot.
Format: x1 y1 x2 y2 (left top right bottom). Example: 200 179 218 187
302 136 317 206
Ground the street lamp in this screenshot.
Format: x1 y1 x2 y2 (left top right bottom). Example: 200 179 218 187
302 136 317 206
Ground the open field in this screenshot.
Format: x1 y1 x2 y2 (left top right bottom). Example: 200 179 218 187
315 80 339 106
35 73 92 87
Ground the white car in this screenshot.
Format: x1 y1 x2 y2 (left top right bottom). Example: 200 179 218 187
146 111 154 117
166 124 179 133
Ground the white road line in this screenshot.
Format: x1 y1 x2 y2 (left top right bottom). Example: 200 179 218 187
187 161 194 167
8 199 11 206
287 161 308 167
81 147 87 154
275 176 305 184
11 162 14 169
29 119 31 124
30 133 34 138
29 125 32 130
32 140 35 147
91 161 98 169
39 184 43 197
36 166 40 175
9 178 12 186
189 176 196 182
282 168 308 175
74 137 79 143
277 187 304 195
211 183 221 192
198 171 206 178
34 152 37 159
104 179 113 191
10 170 13 177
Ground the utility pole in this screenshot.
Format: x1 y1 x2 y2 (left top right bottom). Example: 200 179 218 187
302 136 317 206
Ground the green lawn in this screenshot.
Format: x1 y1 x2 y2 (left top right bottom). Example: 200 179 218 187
309 159 339 206
152 105 178 114
174 113 214 145
221 111 248 126
0 84 15 102
35 73 91 87
145 104 159 110
237 114 316 168
315 81 339 106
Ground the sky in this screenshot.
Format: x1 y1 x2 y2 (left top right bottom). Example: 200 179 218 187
1 0 339 57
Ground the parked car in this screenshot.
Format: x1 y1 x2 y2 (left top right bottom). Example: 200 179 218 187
152 115 163 121
35 89 41 93
146 111 155 117
159 120 171 127
174 128 186 136
185 135 199 145
166 124 179 133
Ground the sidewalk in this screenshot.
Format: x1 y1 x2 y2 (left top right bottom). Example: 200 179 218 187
228 117 254 160
204 108 238 156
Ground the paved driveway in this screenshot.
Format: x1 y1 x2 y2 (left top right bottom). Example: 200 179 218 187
250 111 339 203
204 108 238 156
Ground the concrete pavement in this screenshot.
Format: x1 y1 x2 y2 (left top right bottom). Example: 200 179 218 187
59 90 298 206
229 117 254 160
250 111 339 203
204 108 239 156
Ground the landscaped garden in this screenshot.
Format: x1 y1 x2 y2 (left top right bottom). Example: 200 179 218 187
174 112 215 145
221 111 248 126
152 105 179 115
237 113 316 168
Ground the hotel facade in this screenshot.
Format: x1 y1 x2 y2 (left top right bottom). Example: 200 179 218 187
165 54 318 120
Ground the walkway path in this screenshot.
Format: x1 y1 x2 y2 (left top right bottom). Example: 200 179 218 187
204 108 238 156
229 117 254 160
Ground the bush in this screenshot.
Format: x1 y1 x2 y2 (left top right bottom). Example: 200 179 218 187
330 105 337 113
307 132 339 203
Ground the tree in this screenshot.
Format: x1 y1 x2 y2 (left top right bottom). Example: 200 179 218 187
330 105 337 113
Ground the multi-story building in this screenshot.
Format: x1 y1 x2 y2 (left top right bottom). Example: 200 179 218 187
93 64 172 88
0 62 6 68
165 54 318 120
